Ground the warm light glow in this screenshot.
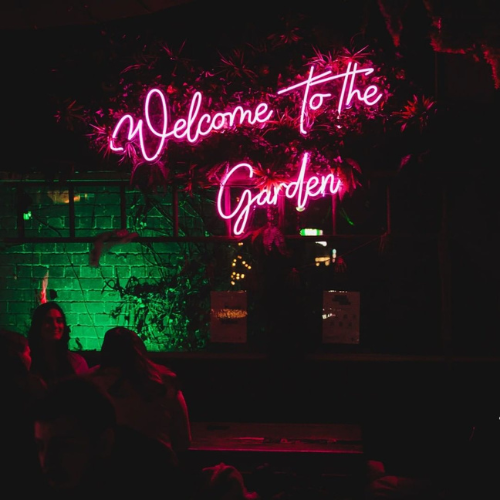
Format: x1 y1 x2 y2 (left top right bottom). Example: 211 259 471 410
214 308 248 319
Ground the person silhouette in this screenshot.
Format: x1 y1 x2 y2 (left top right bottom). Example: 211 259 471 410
87 327 192 496
27 301 89 386
0 328 47 495
32 375 184 498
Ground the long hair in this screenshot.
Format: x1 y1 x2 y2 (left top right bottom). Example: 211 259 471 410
99 327 176 400
27 301 74 382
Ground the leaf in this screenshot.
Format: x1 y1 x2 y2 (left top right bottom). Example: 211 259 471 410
399 154 412 170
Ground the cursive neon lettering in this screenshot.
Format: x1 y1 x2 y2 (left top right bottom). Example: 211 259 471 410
217 163 256 236
277 63 383 133
110 89 274 161
111 64 383 161
109 63 386 233
218 153 342 235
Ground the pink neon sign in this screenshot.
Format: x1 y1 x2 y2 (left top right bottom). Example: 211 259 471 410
276 62 383 135
217 152 341 235
109 62 384 234
110 63 383 161
110 89 273 162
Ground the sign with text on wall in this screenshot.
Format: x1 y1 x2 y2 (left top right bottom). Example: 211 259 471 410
210 291 247 343
322 290 360 344
109 61 385 235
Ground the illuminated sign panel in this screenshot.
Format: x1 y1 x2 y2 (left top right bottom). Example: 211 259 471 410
109 63 384 235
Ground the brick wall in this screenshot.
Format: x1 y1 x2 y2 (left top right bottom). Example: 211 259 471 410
0 176 451 355
0 181 211 351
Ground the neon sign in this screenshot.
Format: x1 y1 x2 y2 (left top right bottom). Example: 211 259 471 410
217 153 341 235
277 62 383 135
110 89 273 162
110 62 384 235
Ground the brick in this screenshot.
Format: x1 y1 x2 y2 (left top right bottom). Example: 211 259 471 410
95 266 115 279
114 266 131 279
48 278 76 290
44 254 69 265
82 302 108 314
84 313 113 327
46 266 65 278
8 301 31 314
99 197 121 213
147 267 163 279
104 301 123 314
111 217 122 229
1 246 19 256
130 267 148 278
111 242 143 255
94 216 113 230
76 217 94 228
47 217 66 229
83 290 119 302
71 336 102 351
2 277 33 290
84 338 102 351
75 205 97 218
65 254 92 266
2 253 39 264
54 289 84 302
56 243 90 253
16 265 49 278
79 266 100 278
75 278 101 289
7 289 35 302
36 243 57 253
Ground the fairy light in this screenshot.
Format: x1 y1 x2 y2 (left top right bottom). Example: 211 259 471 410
230 244 252 286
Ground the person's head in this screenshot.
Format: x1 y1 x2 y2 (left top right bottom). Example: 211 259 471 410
32 376 116 493
200 463 260 500
100 327 150 371
99 326 172 394
0 328 31 372
28 302 70 345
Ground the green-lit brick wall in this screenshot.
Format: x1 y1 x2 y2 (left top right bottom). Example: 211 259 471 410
0 241 185 351
0 181 219 351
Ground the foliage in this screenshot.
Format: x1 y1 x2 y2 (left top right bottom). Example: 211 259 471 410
45 8 438 351
50 9 436 199
103 253 212 350
392 94 437 132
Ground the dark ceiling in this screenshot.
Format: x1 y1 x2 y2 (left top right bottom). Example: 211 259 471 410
0 0 193 30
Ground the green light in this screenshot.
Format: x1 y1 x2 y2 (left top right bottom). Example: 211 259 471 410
23 211 32 220
340 208 354 226
300 228 323 236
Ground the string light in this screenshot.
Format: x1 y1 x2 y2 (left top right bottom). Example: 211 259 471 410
230 244 252 286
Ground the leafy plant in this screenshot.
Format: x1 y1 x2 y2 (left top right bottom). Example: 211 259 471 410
104 256 212 351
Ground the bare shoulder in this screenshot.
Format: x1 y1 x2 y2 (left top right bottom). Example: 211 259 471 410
68 350 90 373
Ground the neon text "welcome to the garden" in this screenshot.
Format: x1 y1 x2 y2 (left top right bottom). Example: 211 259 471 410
109 62 384 234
